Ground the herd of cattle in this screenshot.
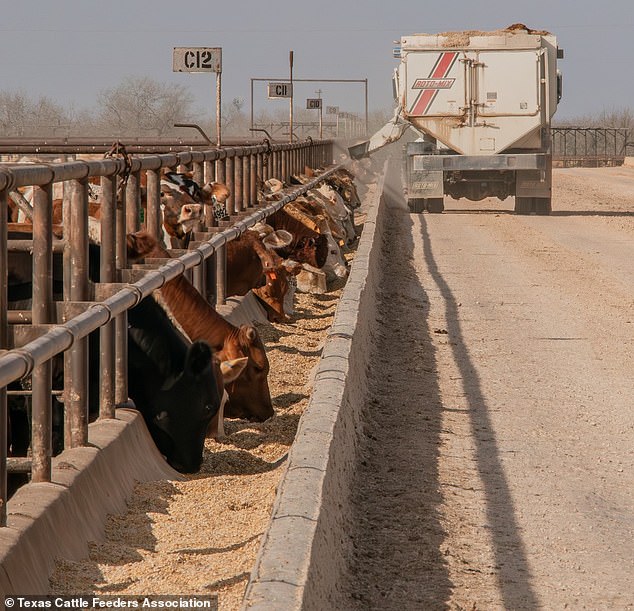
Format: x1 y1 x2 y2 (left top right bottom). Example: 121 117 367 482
4 156 377 486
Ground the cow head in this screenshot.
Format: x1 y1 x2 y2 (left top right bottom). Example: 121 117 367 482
138 340 220 473
126 230 161 260
221 325 274 421
253 263 294 323
160 182 200 239
293 234 329 269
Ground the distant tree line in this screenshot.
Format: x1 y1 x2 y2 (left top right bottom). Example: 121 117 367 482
554 107 634 130
0 76 391 141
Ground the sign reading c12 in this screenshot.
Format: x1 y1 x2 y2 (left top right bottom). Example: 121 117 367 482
268 82 293 98
173 47 222 73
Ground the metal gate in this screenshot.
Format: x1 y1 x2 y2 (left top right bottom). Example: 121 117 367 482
551 127 630 167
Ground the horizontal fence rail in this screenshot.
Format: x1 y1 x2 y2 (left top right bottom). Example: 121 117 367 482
0 138 335 525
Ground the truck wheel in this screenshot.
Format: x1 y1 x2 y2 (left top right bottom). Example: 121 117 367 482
426 198 445 213
408 198 425 214
514 197 534 215
534 198 552 215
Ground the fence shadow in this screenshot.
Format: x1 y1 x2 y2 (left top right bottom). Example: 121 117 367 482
344 198 452 609
419 214 540 610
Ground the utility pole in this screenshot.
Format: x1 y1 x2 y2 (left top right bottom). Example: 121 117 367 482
316 89 323 139
289 51 294 143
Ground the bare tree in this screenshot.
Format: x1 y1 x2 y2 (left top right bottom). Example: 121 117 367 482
221 97 249 137
97 76 197 137
555 106 634 129
0 90 70 136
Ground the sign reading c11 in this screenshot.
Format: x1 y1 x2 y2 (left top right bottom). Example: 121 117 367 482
173 47 222 73
268 82 293 98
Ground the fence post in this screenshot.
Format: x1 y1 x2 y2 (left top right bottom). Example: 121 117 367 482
99 174 117 420
31 183 54 482
234 152 243 213
0 188 7 525
67 177 90 447
225 154 235 216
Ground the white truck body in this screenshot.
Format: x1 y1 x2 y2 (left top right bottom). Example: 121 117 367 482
398 30 560 155
351 26 563 214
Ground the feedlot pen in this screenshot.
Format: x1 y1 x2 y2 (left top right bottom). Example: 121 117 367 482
4 158 634 610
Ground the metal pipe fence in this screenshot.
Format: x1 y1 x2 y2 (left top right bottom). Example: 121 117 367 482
552 127 630 167
0 138 334 525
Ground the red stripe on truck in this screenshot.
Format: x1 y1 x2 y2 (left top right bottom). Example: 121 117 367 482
409 51 458 115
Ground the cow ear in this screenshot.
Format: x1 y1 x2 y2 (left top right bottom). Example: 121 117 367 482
220 357 249 384
262 229 293 250
239 325 258 345
185 341 213 377
251 221 273 238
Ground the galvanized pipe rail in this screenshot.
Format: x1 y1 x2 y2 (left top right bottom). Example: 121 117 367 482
0 138 334 525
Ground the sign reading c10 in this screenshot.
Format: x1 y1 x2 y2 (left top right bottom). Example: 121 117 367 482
173 47 222 73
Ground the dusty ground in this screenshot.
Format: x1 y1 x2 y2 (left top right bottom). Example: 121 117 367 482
49 250 356 609
49 167 634 610
344 167 634 610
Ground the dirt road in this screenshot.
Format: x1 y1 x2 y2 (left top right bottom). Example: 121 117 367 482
345 168 634 610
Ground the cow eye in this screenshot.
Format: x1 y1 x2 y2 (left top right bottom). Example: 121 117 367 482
205 404 214 412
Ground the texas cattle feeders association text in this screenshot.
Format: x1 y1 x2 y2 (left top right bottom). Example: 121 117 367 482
4 597 217 610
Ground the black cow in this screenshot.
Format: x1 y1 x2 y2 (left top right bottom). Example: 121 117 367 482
6 237 222 475
125 296 221 473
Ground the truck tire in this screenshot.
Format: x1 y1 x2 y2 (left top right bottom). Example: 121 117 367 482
426 198 445 213
514 197 534 215
534 197 552 215
408 198 425 214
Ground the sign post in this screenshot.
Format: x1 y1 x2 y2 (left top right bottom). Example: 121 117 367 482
173 47 222 146
327 106 339 138
306 98 323 139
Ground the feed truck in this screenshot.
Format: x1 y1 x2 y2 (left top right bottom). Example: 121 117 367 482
350 24 563 214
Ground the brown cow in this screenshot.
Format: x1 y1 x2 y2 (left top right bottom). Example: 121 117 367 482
253 259 303 321
223 227 298 322
226 230 281 296
161 170 230 221
126 230 274 422
267 207 329 269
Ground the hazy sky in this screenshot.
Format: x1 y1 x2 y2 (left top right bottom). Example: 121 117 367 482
1 0 633 123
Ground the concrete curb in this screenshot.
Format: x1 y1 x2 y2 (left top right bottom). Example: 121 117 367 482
242 167 388 610
0 409 181 595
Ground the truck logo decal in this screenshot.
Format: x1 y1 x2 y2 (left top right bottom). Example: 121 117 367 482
409 51 459 115
413 78 455 89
